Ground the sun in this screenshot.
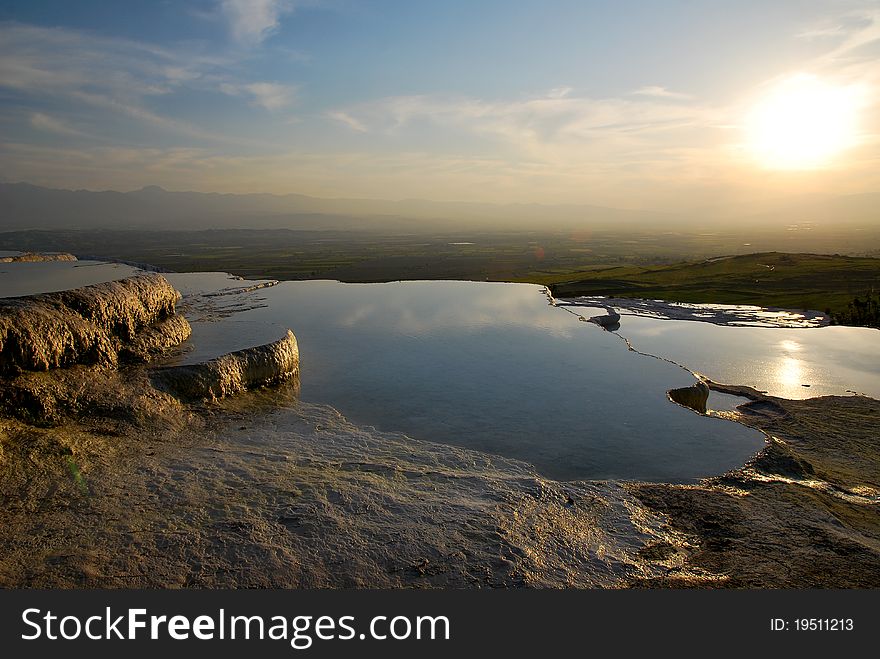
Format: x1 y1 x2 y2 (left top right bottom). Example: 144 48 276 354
745 74 861 170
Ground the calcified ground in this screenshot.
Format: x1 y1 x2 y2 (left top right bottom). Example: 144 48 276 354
1 364 878 588
0 252 77 263
0 273 188 374
0 272 878 588
629 383 880 587
0 370 678 587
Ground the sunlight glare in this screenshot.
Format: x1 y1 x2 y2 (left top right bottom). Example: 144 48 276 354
776 356 804 390
745 74 861 170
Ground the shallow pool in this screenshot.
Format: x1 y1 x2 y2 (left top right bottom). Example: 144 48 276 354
5 260 877 483
0 260 143 297
167 274 769 482
613 315 880 400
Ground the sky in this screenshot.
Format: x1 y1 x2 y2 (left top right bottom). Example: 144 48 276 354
1 0 879 211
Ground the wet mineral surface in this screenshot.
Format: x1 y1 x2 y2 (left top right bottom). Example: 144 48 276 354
0 267 878 588
2 367 878 587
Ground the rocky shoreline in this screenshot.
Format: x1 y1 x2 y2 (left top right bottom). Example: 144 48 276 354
0 274 187 374
151 330 299 401
0 270 877 588
552 293 829 328
0 251 77 263
0 273 299 425
629 382 880 587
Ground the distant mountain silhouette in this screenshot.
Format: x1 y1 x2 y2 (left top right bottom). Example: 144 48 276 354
1 182 877 232
0 182 668 231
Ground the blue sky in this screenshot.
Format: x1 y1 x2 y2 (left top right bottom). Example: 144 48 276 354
1 0 878 208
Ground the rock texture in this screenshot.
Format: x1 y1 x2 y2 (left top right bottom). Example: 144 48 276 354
0 274 190 374
1 267 877 588
668 381 710 413
0 365 187 427
151 330 299 400
0 391 671 588
0 252 77 263
3 379 876 589
627 383 880 587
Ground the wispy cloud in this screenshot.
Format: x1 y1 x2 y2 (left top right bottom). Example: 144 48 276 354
0 23 216 112
796 9 880 78
220 81 296 110
29 112 92 139
632 86 693 100
0 22 290 144
220 0 293 45
328 111 367 132
324 8 880 186
0 23 187 97
70 90 237 143
795 11 874 41
329 90 722 163
546 86 574 99
246 82 295 110
2 4 879 207
749 9 880 145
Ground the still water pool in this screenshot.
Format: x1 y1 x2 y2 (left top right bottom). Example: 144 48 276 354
604 315 880 400
167 274 773 482
3 260 876 483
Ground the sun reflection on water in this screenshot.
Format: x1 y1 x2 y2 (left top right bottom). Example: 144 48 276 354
773 336 812 396
777 356 804 390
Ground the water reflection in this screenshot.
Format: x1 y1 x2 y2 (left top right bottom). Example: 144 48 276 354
0 261 143 298
559 295 827 327
776 356 806 396
615 315 879 399
168 275 765 483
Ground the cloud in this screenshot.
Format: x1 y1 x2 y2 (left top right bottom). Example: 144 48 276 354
242 82 295 110
800 9 880 78
796 25 850 40
29 113 91 138
0 23 216 103
4 122 880 211
329 89 722 163
2 6 879 208
220 0 292 45
795 11 874 41
748 10 880 143
328 111 368 132
0 141 224 190
70 90 238 143
220 81 296 110
314 90 741 209
632 86 693 100
0 22 289 144
546 86 574 99
323 9 880 186
0 23 183 98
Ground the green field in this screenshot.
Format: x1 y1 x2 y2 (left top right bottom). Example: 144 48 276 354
2 229 879 326
548 252 880 325
1 227 762 281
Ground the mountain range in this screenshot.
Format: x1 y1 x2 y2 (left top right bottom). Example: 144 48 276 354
1 182 877 233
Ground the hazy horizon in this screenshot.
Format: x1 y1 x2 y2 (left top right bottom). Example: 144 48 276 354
1 1 879 217
4 179 880 237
